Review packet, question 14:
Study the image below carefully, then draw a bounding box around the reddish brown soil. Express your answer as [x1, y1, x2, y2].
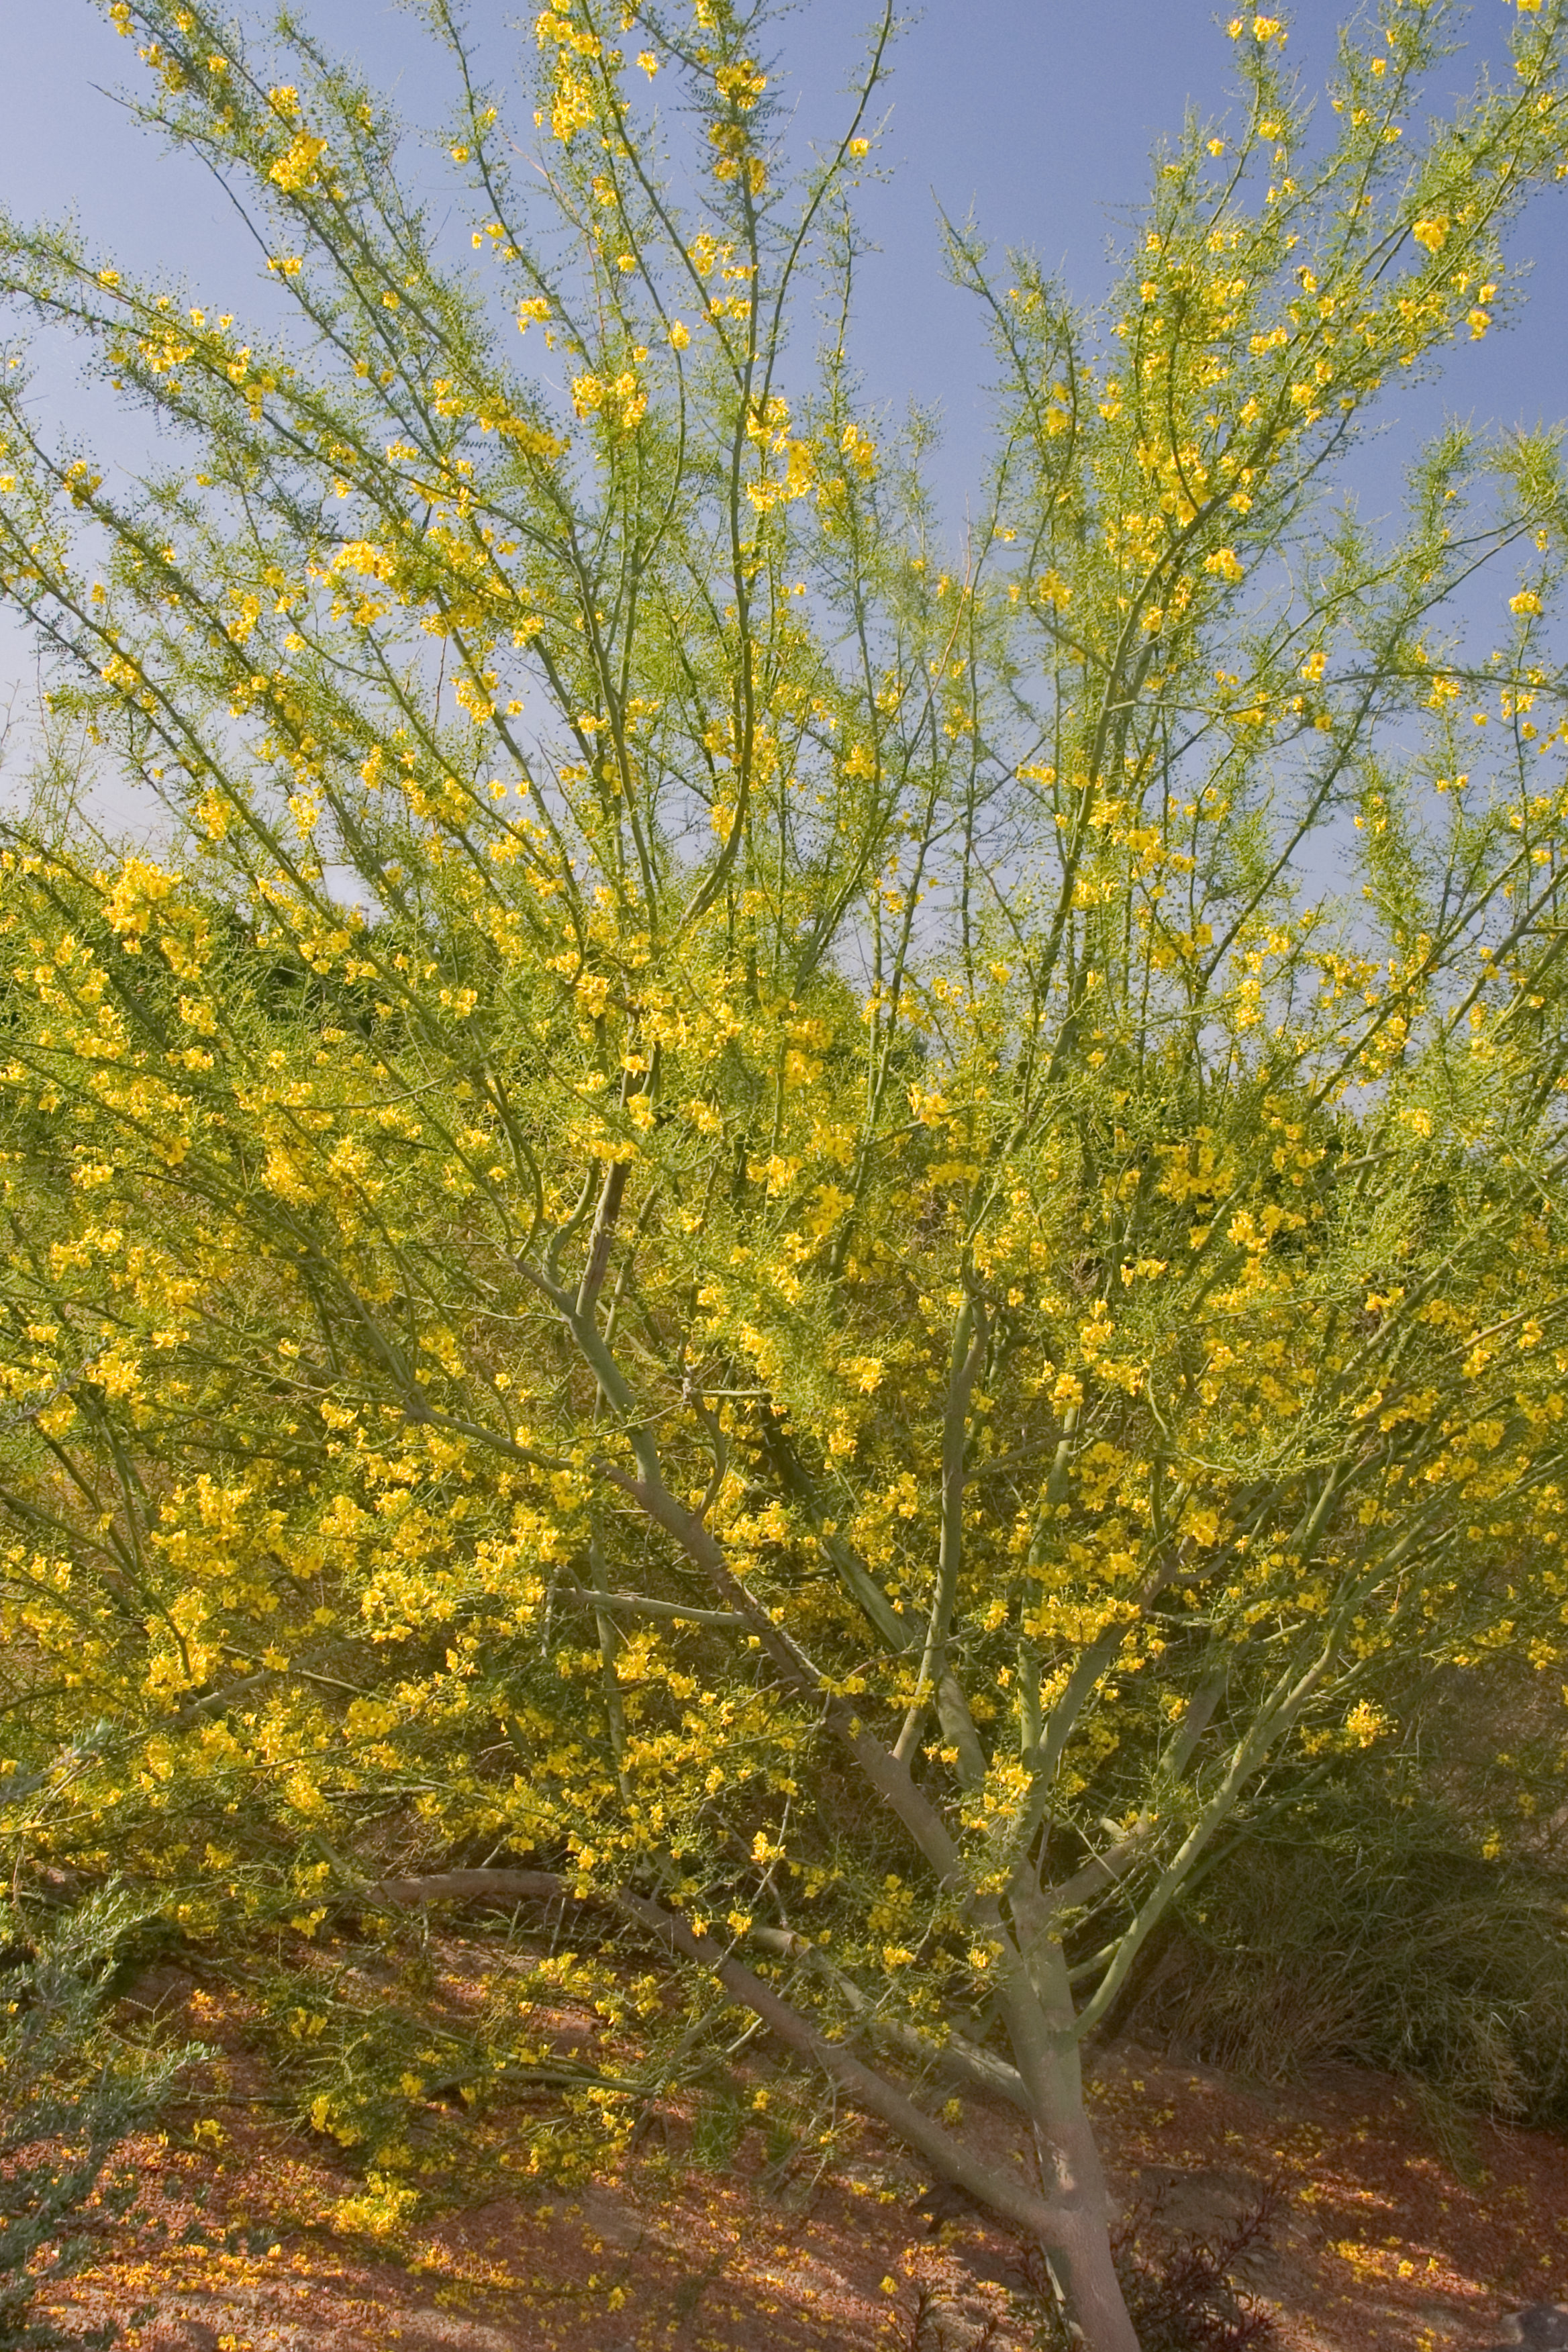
[47, 1947, 1568, 2352]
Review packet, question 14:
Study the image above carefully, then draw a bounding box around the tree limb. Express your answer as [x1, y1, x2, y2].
[750, 1925, 1031, 2114]
[371, 1866, 1062, 2237]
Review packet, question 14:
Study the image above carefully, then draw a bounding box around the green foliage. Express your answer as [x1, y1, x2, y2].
[240, 1918, 658, 2173]
[689, 2086, 747, 2173]
[0, 1889, 198, 2351]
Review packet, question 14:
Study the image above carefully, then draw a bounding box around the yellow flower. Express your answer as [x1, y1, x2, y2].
[1411, 218, 1448, 254]
[1510, 591, 1542, 616]
[103, 854, 183, 946]
[550, 68, 597, 144]
[840, 420, 877, 477]
[269, 132, 328, 193]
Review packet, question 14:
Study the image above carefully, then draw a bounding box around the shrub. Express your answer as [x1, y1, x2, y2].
[0, 1890, 199, 2351]
[1125, 1794, 1568, 2124]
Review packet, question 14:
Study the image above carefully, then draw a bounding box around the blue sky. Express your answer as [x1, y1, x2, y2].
[3, 0, 1566, 708]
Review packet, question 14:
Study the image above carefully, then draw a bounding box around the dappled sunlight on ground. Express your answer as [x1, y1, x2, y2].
[44, 1939, 1568, 2351]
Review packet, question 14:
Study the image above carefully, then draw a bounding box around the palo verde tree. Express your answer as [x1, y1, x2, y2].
[3, 1, 1568, 2343]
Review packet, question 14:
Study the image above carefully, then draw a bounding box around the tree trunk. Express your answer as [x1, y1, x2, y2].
[1012, 2058, 1140, 2346]
[1030, 2122, 1140, 2352]
[994, 1895, 1141, 2352]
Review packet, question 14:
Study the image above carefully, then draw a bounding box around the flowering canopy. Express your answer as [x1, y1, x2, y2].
[3, 1, 1568, 2343]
